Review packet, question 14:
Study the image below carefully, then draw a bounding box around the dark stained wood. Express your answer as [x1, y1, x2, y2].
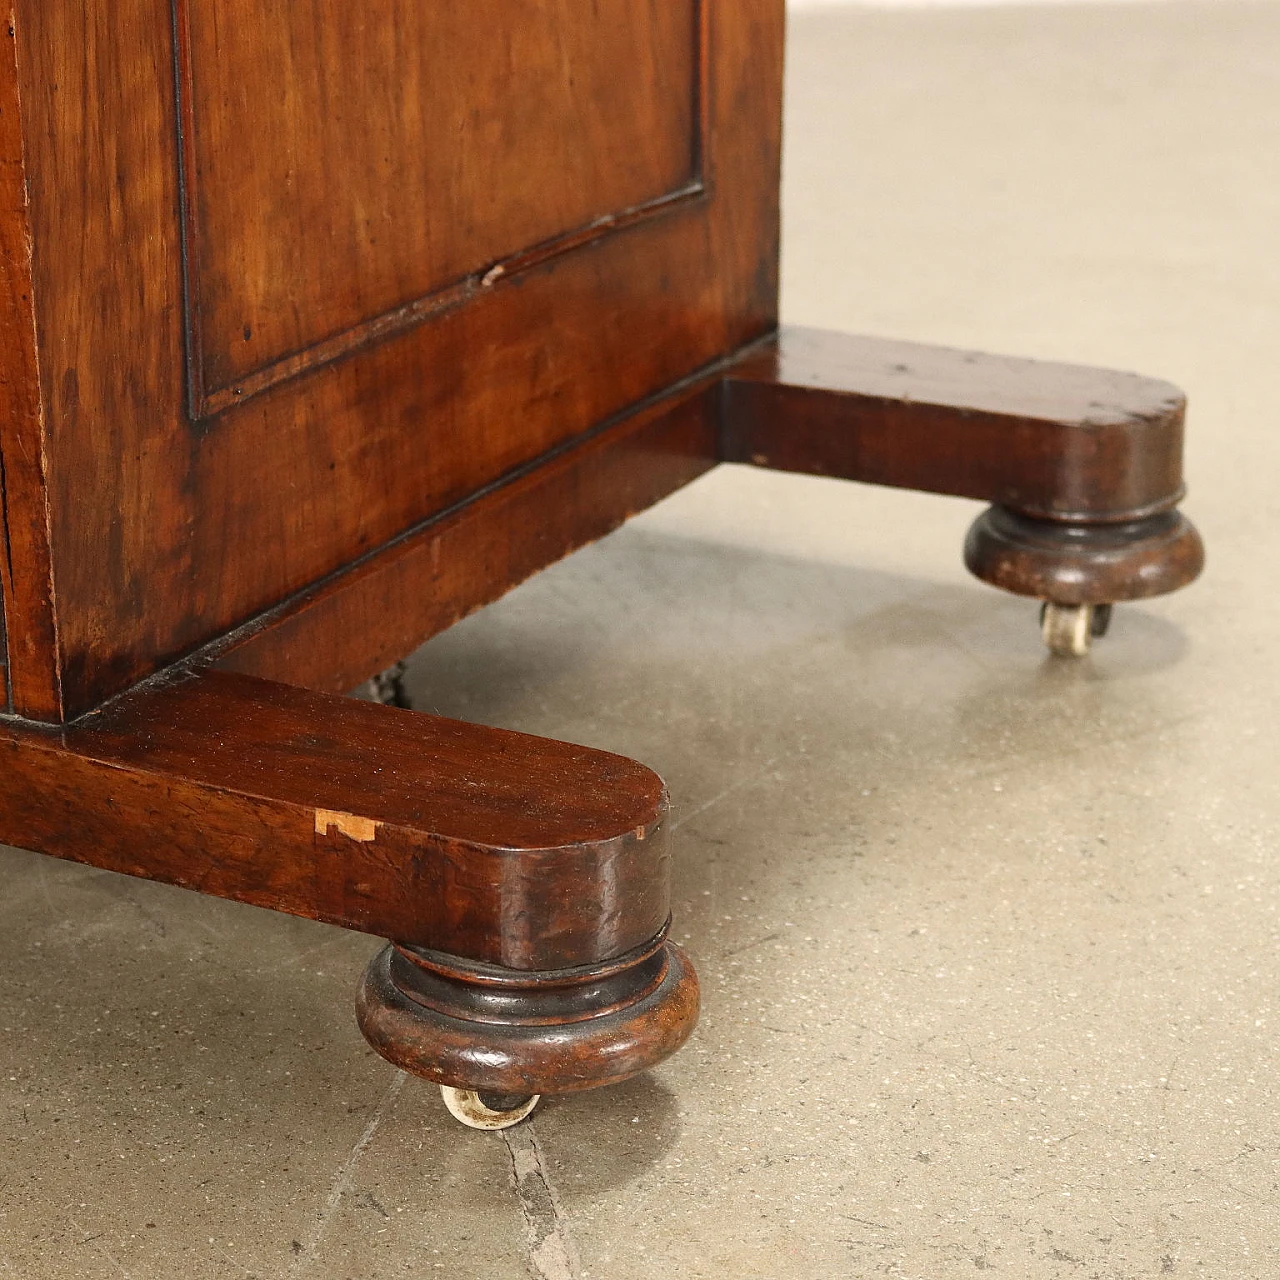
[0, 2, 1208, 1108]
[7, 0, 783, 719]
[358, 933, 700, 1096]
[721, 327, 1190, 521]
[215, 372, 722, 694]
[0, 23, 60, 719]
[206, 323, 1209, 696]
[177, 0, 702, 405]
[963, 506, 1205, 605]
[0, 668, 671, 969]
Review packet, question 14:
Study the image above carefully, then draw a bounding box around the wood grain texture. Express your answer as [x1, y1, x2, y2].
[213, 319, 1206, 692]
[176, 0, 703, 407]
[721, 327, 1190, 521]
[0, 668, 672, 968]
[0, 3, 1213, 1108]
[215, 368, 723, 694]
[10, 0, 783, 719]
[963, 506, 1204, 604]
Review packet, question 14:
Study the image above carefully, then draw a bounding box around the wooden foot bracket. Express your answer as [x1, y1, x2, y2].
[0, 669, 697, 1096]
[212, 326, 1203, 694]
[721, 327, 1205, 609]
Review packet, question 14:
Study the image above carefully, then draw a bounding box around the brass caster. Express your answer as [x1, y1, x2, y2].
[365, 660, 411, 708]
[1040, 601, 1112, 657]
[440, 1086, 541, 1131]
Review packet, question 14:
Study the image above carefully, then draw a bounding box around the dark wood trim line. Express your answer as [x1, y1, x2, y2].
[0, 16, 63, 721]
[211, 346, 740, 692]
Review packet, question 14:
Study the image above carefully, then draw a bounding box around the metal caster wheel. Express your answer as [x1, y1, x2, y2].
[1040, 602, 1112, 657]
[440, 1086, 541, 1131]
[364, 660, 411, 709]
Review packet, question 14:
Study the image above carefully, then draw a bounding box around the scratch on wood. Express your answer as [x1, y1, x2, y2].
[315, 809, 379, 842]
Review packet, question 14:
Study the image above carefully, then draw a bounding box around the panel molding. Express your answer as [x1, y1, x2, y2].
[170, 0, 709, 421]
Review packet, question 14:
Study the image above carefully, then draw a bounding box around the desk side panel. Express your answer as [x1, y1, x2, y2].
[15, 0, 784, 717]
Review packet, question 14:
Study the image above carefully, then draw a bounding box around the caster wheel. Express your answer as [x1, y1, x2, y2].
[1039, 602, 1111, 657]
[365, 661, 410, 709]
[440, 1085, 540, 1131]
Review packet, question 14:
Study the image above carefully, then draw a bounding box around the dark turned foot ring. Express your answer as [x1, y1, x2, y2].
[355, 925, 700, 1096]
[964, 505, 1204, 605]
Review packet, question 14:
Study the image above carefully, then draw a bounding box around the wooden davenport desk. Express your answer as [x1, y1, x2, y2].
[0, 4, 1202, 1129]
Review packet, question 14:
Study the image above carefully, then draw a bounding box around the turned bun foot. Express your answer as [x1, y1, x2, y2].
[356, 925, 699, 1124]
[965, 505, 1204, 653]
[964, 505, 1204, 605]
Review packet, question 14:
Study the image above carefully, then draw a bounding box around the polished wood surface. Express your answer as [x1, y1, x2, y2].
[7, 0, 782, 719]
[722, 326, 1189, 521]
[358, 930, 700, 1096]
[212, 327, 1203, 694]
[216, 373, 722, 694]
[0, 23, 56, 718]
[0, 668, 670, 969]
[179, 0, 701, 404]
[964, 506, 1204, 605]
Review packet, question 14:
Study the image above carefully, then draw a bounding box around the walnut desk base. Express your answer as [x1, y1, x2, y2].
[0, 5, 1201, 1130]
[0, 329, 1202, 1128]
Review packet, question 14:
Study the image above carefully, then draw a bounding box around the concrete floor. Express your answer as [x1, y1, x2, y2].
[4, 2, 1279, 1276]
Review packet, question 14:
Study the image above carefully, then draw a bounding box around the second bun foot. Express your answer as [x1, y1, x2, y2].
[965, 505, 1203, 652]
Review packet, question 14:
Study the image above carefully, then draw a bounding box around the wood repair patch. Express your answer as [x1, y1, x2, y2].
[315, 809, 380, 842]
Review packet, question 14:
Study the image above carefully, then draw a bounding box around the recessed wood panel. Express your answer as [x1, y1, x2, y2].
[175, 0, 702, 412]
[14, 0, 782, 718]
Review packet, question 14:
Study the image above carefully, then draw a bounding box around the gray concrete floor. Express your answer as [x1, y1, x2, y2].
[4, 3, 1279, 1277]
